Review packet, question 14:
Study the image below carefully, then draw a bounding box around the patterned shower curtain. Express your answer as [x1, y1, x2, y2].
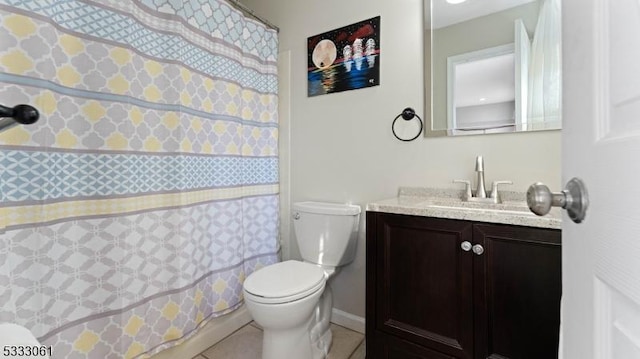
[0, 0, 279, 358]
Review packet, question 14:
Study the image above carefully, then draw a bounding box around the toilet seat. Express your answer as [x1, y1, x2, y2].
[244, 260, 326, 304]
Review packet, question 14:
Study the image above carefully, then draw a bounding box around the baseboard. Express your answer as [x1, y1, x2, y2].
[151, 304, 252, 359]
[331, 308, 365, 334]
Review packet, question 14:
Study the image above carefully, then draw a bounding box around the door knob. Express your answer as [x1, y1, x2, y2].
[526, 177, 589, 224]
[472, 244, 484, 255]
[461, 241, 472, 252]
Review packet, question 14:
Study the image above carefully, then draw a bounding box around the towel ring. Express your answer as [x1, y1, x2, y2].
[392, 107, 423, 141]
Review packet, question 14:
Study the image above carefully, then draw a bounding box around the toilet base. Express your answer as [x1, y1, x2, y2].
[309, 286, 333, 358]
[262, 318, 315, 359]
[261, 313, 333, 359]
[248, 285, 335, 359]
[244, 263, 343, 359]
[311, 327, 332, 359]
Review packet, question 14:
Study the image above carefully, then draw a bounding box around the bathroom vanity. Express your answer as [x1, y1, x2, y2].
[365, 189, 561, 359]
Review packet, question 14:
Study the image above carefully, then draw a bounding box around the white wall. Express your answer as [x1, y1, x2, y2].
[240, 0, 561, 318]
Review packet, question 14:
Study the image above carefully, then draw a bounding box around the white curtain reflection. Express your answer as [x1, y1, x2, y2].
[527, 0, 562, 128]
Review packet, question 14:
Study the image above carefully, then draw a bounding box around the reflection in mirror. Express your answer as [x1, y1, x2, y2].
[448, 44, 517, 135]
[425, 0, 562, 136]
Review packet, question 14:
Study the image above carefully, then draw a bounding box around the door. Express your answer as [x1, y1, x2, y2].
[562, 0, 640, 358]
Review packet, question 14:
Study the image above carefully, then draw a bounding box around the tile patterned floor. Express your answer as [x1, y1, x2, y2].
[194, 322, 365, 359]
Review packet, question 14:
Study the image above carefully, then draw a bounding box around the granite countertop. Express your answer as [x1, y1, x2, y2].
[366, 187, 562, 230]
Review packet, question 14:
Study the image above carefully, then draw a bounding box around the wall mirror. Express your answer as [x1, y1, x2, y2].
[424, 0, 562, 137]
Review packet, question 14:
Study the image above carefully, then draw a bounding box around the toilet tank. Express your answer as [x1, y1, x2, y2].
[292, 201, 361, 267]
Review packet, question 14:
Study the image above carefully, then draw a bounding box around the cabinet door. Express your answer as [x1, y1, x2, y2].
[375, 213, 474, 359]
[372, 331, 458, 359]
[473, 224, 561, 359]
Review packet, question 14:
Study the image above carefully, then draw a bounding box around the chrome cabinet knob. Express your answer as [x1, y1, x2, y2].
[461, 241, 472, 252]
[472, 244, 484, 256]
[293, 212, 300, 220]
[526, 177, 589, 223]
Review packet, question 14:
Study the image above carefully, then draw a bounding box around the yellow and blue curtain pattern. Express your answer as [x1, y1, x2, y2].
[0, 0, 279, 357]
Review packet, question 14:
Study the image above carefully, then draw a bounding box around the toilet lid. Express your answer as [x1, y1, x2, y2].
[243, 260, 325, 299]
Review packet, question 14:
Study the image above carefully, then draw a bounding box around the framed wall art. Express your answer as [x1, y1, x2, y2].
[307, 16, 380, 97]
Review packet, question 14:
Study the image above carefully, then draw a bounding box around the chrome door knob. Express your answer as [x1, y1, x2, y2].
[472, 244, 484, 256]
[461, 241, 472, 252]
[527, 177, 589, 224]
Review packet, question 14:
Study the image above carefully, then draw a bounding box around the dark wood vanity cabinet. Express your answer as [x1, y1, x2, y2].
[366, 212, 561, 359]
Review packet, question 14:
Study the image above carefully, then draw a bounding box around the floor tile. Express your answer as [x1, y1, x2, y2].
[249, 321, 262, 330]
[348, 340, 365, 359]
[192, 356, 207, 359]
[199, 323, 363, 359]
[327, 324, 364, 359]
[202, 325, 262, 359]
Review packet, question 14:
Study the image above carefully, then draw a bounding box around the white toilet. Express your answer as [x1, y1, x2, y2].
[243, 201, 361, 359]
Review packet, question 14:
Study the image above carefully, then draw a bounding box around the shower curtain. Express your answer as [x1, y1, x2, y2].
[527, 0, 561, 128]
[0, 0, 279, 358]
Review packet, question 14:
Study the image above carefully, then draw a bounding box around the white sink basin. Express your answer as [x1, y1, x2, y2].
[419, 199, 526, 209]
[428, 204, 536, 216]
[416, 199, 560, 218]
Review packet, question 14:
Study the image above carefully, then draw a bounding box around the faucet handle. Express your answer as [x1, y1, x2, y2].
[490, 181, 513, 200]
[453, 180, 472, 199]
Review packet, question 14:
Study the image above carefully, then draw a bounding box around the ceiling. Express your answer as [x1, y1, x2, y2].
[454, 53, 515, 107]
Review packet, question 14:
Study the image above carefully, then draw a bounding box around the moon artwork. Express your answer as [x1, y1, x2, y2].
[307, 16, 380, 97]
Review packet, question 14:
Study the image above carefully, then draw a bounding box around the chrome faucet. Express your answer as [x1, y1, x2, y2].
[475, 156, 487, 198]
[453, 156, 513, 203]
